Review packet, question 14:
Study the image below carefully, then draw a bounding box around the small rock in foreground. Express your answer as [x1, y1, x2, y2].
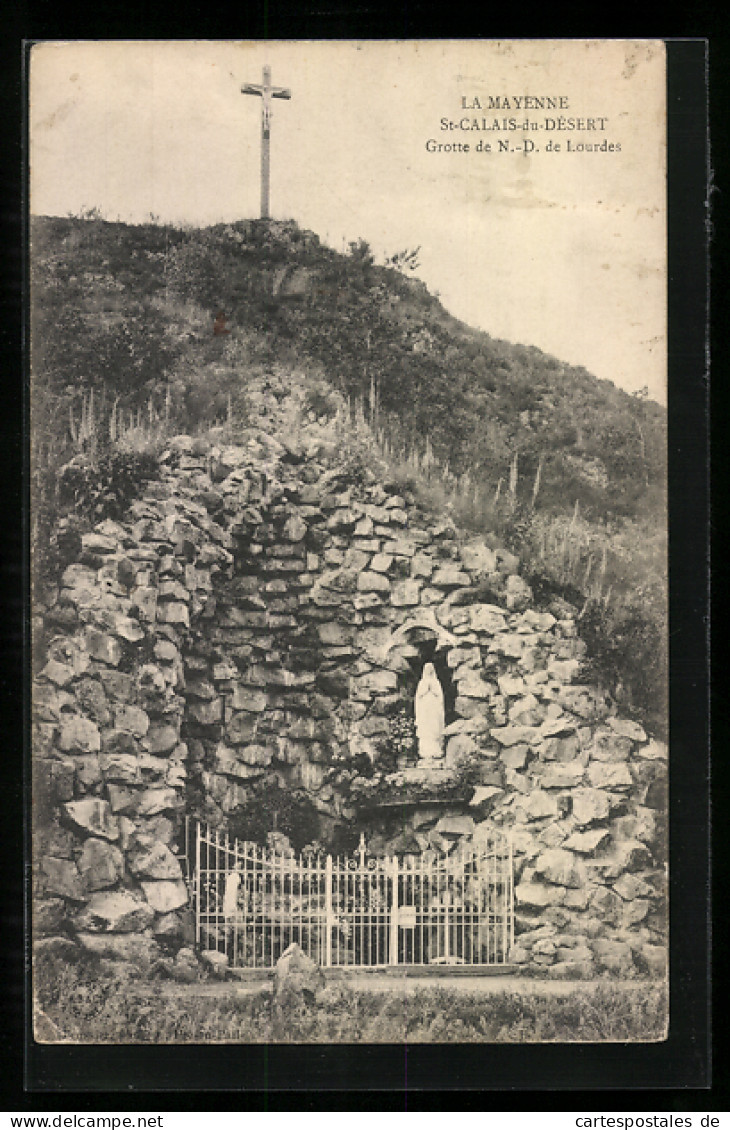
[272, 942, 325, 1008]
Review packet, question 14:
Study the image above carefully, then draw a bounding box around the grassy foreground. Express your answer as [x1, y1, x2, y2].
[35, 954, 667, 1044]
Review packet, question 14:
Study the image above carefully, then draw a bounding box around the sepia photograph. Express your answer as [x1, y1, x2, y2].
[29, 39, 670, 1047]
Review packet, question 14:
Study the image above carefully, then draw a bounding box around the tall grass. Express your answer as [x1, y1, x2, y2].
[332, 385, 624, 609]
[32, 389, 169, 593]
[323, 383, 667, 732]
[65, 387, 177, 460]
[34, 953, 667, 1044]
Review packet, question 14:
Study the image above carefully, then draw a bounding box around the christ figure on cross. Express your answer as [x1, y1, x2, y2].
[241, 65, 292, 220]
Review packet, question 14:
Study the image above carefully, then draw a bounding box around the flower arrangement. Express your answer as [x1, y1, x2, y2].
[372, 709, 417, 772]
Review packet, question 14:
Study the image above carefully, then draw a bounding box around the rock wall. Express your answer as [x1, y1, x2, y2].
[32, 432, 668, 977]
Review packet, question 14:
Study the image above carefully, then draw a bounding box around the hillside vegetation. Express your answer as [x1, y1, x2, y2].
[30, 213, 667, 734]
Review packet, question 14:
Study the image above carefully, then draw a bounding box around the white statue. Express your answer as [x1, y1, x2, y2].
[415, 662, 445, 760]
[223, 870, 240, 919]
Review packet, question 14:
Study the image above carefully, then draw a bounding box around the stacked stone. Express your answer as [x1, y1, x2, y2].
[179, 466, 503, 823]
[33, 436, 238, 963]
[494, 724, 667, 978]
[185, 462, 353, 824]
[33, 432, 667, 975]
[473, 618, 667, 977]
[332, 548, 668, 977]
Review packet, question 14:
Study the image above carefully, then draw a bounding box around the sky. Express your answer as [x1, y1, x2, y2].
[30, 40, 667, 402]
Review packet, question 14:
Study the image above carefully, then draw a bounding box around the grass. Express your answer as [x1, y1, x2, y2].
[34, 954, 668, 1044]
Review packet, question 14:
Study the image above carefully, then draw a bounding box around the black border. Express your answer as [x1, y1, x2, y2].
[2, 28, 715, 1107]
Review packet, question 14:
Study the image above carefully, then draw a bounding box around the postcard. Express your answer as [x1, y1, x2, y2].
[29, 40, 672, 1051]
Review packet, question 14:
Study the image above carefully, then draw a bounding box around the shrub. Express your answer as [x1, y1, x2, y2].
[301, 378, 340, 421]
[579, 599, 668, 737]
[56, 448, 159, 521]
[32, 407, 162, 590]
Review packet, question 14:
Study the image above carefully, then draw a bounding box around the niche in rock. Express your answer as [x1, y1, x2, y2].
[398, 633, 456, 715]
[224, 784, 323, 853]
[394, 631, 457, 766]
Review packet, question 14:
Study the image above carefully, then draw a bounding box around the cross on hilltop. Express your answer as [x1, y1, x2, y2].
[241, 65, 292, 220]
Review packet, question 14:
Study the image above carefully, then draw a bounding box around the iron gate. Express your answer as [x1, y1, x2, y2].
[191, 821, 513, 969]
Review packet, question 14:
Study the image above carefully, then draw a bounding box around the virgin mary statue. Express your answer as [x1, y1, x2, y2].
[415, 662, 445, 760]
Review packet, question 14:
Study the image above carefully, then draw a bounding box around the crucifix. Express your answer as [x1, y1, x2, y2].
[241, 65, 292, 220]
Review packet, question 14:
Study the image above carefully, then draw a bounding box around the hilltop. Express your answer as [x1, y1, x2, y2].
[31, 213, 665, 521]
[30, 213, 667, 732]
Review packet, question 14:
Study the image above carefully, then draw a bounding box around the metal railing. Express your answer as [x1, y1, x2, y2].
[190, 821, 514, 969]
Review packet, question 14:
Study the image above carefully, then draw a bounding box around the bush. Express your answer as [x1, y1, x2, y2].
[32, 445, 159, 593]
[580, 599, 668, 738]
[57, 448, 159, 521]
[301, 378, 340, 421]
